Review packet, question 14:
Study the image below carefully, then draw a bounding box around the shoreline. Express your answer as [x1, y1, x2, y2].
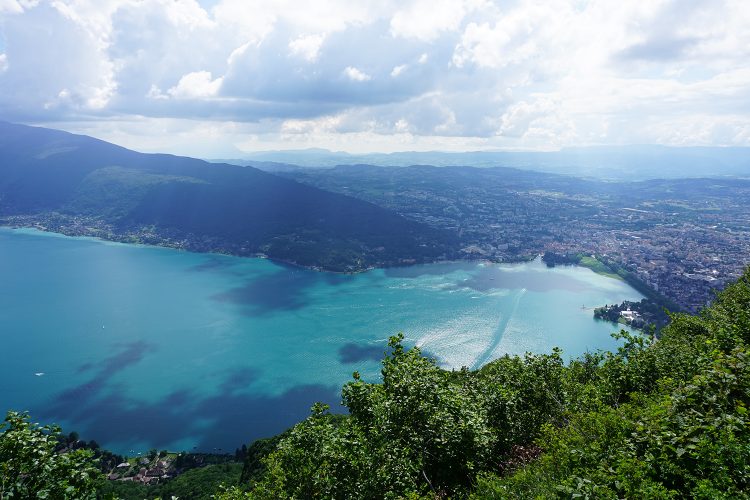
[2, 221, 667, 315]
[0, 222, 374, 275]
[0, 222, 534, 276]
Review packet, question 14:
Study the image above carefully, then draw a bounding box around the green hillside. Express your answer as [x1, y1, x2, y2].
[0, 122, 455, 272]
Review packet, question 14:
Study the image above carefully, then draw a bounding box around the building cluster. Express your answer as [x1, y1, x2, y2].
[109, 458, 172, 485]
[345, 173, 750, 312]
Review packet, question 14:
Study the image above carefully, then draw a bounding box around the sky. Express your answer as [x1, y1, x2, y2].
[0, 0, 749, 157]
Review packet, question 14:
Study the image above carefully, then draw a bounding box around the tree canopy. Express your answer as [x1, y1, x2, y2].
[0, 411, 101, 499]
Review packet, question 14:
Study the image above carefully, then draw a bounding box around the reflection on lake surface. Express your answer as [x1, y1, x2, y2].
[0, 227, 642, 454]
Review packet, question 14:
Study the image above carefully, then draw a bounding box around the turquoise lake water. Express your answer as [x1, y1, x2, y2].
[0, 227, 643, 454]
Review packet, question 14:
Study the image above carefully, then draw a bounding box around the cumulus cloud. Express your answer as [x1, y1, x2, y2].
[168, 71, 223, 99]
[0, 0, 748, 155]
[343, 66, 371, 82]
[390, 64, 407, 77]
[146, 84, 168, 100]
[0, 2, 116, 117]
[0, 0, 31, 15]
[390, 0, 480, 41]
[289, 33, 325, 61]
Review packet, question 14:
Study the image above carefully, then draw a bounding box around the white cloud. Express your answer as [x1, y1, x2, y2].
[498, 99, 558, 137]
[0, 0, 22, 14]
[167, 71, 223, 98]
[0, 0, 37, 15]
[390, 64, 407, 77]
[0, 2, 117, 113]
[1, 0, 749, 155]
[226, 41, 252, 66]
[281, 115, 342, 134]
[146, 83, 168, 100]
[395, 118, 409, 132]
[288, 33, 325, 61]
[343, 66, 371, 82]
[390, 0, 484, 41]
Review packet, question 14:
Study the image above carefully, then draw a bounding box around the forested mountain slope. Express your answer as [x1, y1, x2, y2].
[0, 122, 454, 271]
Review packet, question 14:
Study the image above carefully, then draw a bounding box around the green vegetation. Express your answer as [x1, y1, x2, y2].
[0, 122, 455, 273]
[98, 462, 243, 500]
[67, 166, 206, 219]
[0, 410, 245, 499]
[594, 298, 671, 331]
[229, 267, 750, 498]
[542, 252, 622, 280]
[577, 255, 622, 280]
[0, 411, 101, 499]
[239, 433, 290, 484]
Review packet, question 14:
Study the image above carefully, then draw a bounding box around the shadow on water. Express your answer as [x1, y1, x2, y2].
[41, 344, 341, 453]
[188, 256, 241, 274]
[75, 340, 154, 376]
[338, 342, 442, 366]
[461, 267, 590, 293]
[384, 261, 478, 279]
[338, 343, 391, 364]
[211, 265, 354, 317]
[46, 341, 157, 421]
[219, 367, 258, 393]
[211, 269, 319, 316]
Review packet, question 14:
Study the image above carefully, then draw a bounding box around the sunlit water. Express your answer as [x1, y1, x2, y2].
[0, 227, 642, 454]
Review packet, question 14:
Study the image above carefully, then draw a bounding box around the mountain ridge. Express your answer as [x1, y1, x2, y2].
[0, 122, 455, 272]
[215, 144, 750, 180]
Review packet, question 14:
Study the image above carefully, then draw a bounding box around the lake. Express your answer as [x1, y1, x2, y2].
[0, 227, 642, 454]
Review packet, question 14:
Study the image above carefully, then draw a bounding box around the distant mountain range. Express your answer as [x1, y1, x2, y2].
[0, 122, 454, 271]
[215, 145, 750, 180]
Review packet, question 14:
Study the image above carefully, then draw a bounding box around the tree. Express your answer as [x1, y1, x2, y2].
[0, 411, 101, 499]
[248, 335, 496, 498]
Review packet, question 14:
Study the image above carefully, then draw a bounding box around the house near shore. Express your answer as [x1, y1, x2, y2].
[620, 309, 640, 321]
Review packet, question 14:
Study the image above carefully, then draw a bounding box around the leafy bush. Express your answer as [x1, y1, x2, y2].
[0, 411, 101, 499]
